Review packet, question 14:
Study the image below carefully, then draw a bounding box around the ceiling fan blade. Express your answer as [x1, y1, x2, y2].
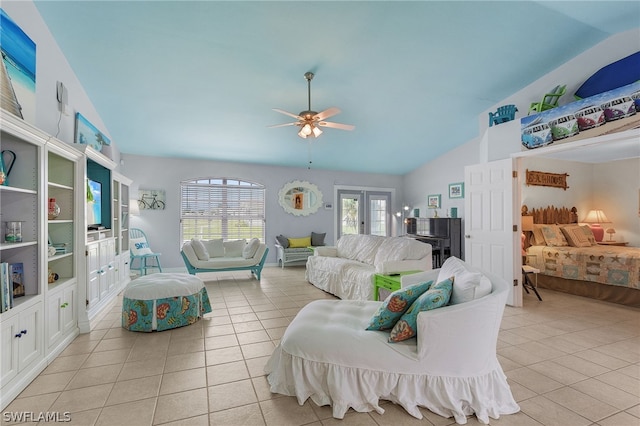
[268, 122, 298, 128]
[273, 108, 302, 120]
[314, 107, 341, 121]
[318, 121, 355, 131]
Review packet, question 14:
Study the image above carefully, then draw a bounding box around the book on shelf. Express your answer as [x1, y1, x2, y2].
[10, 262, 25, 298]
[0, 262, 12, 312]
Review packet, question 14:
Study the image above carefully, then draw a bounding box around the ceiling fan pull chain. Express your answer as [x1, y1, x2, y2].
[308, 140, 313, 169]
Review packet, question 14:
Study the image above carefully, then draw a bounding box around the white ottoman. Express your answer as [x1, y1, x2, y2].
[122, 273, 212, 332]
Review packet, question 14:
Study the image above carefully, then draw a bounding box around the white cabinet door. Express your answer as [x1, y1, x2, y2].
[0, 315, 19, 386]
[62, 285, 77, 334]
[47, 292, 63, 348]
[18, 303, 42, 371]
[105, 239, 116, 292]
[87, 243, 100, 308]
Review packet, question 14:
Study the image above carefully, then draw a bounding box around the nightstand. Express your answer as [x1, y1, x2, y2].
[597, 241, 628, 246]
[373, 271, 421, 301]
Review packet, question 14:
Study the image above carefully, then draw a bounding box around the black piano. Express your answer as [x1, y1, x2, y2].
[406, 217, 462, 267]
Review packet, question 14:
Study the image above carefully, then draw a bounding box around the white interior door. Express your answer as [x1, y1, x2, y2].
[464, 158, 521, 306]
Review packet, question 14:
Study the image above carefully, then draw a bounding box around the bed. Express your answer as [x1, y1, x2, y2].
[522, 205, 640, 307]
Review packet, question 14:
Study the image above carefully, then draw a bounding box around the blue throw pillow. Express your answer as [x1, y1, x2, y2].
[366, 280, 432, 331]
[388, 277, 453, 343]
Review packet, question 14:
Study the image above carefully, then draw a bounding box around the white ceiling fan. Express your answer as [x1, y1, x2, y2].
[269, 71, 355, 138]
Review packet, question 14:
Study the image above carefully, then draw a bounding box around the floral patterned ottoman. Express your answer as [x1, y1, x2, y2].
[122, 273, 212, 332]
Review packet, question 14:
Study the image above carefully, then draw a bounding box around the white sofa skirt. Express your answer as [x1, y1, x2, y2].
[264, 300, 519, 424]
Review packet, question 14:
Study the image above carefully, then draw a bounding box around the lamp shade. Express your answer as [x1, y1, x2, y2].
[582, 209, 610, 242]
[582, 209, 610, 224]
[129, 199, 140, 216]
[521, 215, 534, 232]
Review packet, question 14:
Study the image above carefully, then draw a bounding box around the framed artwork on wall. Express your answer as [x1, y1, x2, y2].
[75, 112, 111, 152]
[138, 189, 166, 210]
[427, 194, 441, 209]
[448, 182, 464, 199]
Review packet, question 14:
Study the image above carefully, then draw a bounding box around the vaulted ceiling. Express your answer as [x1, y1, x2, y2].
[34, 1, 639, 174]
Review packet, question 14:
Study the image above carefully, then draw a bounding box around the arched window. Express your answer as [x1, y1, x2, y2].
[180, 177, 265, 243]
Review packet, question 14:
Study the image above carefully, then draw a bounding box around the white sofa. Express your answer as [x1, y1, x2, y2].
[181, 238, 269, 280]
[305, 234, 432, 300]
[265, 259, 520, 424]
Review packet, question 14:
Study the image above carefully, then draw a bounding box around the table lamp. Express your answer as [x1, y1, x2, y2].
[582, 209, 610, 242]
[605, 228, 616, 241]
[521, 215, 534, 256]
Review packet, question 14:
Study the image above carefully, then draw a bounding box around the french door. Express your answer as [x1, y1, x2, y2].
[337, 189, 392, 237]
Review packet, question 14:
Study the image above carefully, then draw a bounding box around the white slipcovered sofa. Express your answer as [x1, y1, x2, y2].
[265, 258, 520, 424]
[305, 234, 432, 300]
[181, 238, 269, 280]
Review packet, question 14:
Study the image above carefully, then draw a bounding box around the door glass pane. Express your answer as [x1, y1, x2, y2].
[369, 198, 387, 236]
[341, 197, 360, 236]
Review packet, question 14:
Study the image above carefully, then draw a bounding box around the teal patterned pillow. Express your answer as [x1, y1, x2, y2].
[366, 280, 433, 331]
[388, 278, 453, 342]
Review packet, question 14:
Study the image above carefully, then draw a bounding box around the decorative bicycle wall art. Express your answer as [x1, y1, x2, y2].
[138, 189, 166, 210]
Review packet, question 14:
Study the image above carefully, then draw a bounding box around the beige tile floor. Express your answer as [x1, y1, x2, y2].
[3, 266, 639, 425]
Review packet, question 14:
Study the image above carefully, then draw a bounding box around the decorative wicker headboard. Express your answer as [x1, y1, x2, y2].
[521, 205, 578, 225]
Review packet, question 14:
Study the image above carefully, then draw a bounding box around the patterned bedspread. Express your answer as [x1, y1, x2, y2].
[526, 245, 640, 289]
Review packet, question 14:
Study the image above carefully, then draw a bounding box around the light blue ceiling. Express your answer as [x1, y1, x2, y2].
[34, 1, 639, 174]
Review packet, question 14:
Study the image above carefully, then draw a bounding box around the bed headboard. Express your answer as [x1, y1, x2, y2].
[521, 205, 578, 224]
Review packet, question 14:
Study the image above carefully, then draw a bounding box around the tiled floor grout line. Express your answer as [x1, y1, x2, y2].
[4, 267, 639, 425]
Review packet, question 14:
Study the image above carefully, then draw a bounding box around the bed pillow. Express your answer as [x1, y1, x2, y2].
[365, 280, 433, 331]
[276, 234, 290, 248]
[580, 225, 597, 245]
[388, 277, 453, 342]
[243, 238, 261, 259]
[130, 237, 153, 256]
[191, 239, 210, 260]
[540, 224, 569, 247]
[531, 224, 547, 246]
[288, 236, 311, 248]
[560, 225, 592, 247]
[224, 239, 247, 257]
[311, 232, 326, 246]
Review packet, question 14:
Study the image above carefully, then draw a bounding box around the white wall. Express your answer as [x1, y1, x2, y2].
[403, 136, 480, 222]
[477, 28, 640, 140]
[593, 158, 640, 247]
[2, 1, 123, 166]
[520, 157, 594, 215]
[404, 28, 640, 234]
[121, 154, 403, 269]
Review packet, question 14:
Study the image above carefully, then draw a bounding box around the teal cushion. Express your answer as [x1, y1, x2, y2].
[388, 277, 453, 342]
[366, 280, 432, 331]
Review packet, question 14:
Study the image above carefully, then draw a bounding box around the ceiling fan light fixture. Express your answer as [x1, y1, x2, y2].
[270, 71, 354, 140]
[301, 123, 312, 136]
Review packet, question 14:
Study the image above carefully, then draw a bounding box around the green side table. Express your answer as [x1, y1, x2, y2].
[374, 271, 422, 301]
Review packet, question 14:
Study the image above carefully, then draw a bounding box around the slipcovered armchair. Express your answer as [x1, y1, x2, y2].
[265, 259, 519, 424]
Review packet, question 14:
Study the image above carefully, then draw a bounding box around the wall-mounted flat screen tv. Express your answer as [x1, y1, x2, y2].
[87, 178, 102, 228]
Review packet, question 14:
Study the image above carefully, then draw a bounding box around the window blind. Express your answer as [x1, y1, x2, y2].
[180, 178, 265, 243]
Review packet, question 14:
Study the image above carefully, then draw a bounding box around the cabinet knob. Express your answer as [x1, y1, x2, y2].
[21, 329, 27, 334]
[15, 333, 22, 338]
[465, 235, 471, 238]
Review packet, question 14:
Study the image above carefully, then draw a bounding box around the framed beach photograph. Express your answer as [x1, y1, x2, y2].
[75, 112, 111, 152]
[448, 182, 464, 199]
[427, 194, 441, 209]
